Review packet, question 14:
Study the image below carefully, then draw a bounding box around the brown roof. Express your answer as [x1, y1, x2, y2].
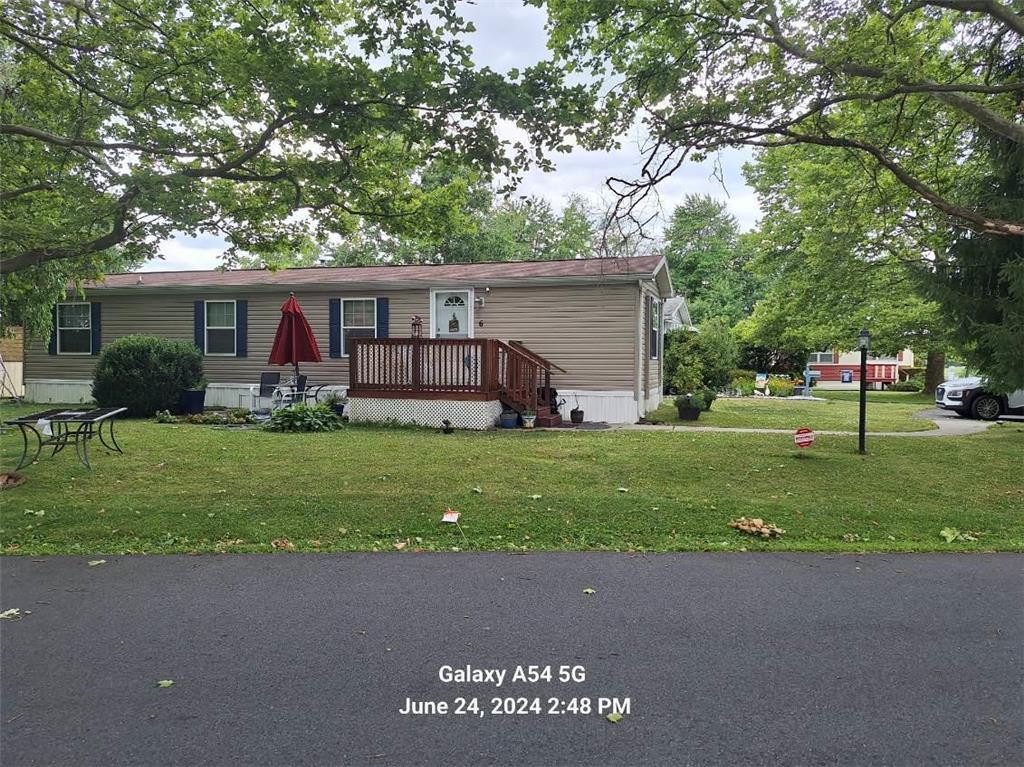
[87, 256, 666, 290]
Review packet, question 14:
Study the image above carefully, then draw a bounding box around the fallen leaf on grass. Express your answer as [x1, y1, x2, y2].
[87, 559, 106, 567]
[940, 527, 978, 543]
[393, 540, 408, 551]
[155, 680, 175, 688]
[606, 712, 623, 723]
[728, 517, 784, 539]
[582, 588, 596, 595]
[271, 538, 295, 550]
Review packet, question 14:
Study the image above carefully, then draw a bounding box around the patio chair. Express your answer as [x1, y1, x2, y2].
[248, 372, 281, 412]
[279, 375, 308, 406]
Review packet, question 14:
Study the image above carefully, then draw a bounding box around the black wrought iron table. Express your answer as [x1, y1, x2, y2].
[4, 407, 127, 470]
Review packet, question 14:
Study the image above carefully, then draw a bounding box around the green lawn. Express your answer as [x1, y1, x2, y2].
[2, 401, 1021, 555]
[649, 394, 936, 432]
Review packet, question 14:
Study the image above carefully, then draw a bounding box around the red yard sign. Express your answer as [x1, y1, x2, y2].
[794, 427, 815, 448]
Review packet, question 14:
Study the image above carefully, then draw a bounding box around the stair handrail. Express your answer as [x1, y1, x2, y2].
[507, 340, 566, 373]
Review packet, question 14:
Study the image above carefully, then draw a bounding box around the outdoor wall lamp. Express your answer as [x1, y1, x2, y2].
[858, 328, 871, 350]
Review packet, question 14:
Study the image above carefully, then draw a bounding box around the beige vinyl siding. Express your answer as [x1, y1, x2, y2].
[25, 290, 429, 385]
[473, 282, 638, 390]
[26, 280, 645, 392]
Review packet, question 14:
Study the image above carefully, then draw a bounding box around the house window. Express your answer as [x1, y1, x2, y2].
[808, 350, 834, 364]
[205, 300, 236, 355]
[649, 297, 661, 359]
[57, 303, 91, 354]
[342, 298, 376, 355]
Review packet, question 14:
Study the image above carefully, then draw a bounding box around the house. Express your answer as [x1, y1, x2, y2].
[27, 256, 673, 426]
[807, 348, 915, 390]
[662, 296, 695, 332]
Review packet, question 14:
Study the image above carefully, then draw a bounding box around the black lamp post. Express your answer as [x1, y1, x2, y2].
[858, 328, 870, 454]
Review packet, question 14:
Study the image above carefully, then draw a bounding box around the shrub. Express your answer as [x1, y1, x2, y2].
[264, 403, 342, 432]
[700, 387, 718, 411]
[891, 378, 924, 392]
[663, 318, 739, 394]
[183, 409, 256, 425]
[92, 335, 203, 417]
[674, 392, 706, 411]
[768, 377, 796, 397]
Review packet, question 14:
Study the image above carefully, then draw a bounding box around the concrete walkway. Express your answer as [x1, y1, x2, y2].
[607, 409, 1002, 437]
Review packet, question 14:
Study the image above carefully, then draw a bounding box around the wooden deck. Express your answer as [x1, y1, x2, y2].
[348, 338, 560, 414]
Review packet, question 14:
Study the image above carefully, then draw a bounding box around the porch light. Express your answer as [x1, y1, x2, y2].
[858, 328, 870, 350]
[411, 315, 423, 338]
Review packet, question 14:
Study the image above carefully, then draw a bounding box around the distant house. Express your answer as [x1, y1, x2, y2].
[26, 256, 673, 426]
[662, 296, 695, 331]
[807, 348, 915, 389]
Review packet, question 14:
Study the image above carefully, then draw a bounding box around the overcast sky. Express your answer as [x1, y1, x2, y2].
[145, 0, 759, 272]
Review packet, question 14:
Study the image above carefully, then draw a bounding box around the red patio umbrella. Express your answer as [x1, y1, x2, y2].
[269, 292, 322, 379]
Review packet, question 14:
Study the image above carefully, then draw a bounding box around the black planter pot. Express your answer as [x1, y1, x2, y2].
[178, 388, 206, 415]
[330, 403, 346, 417]
[570, 408, 584, 424]
[675, 405, 701, 421]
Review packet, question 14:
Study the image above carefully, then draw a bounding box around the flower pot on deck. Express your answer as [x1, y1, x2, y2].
[570, 408, 584, 424]
[521, 414, 537, 429]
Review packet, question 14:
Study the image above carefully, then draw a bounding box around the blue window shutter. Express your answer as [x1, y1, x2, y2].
[235, 300, 248, 357]
[90, 302, 101, 355]
[48, 305, 58, 355]
[376, 297, 389, 338]
[193, 301, 205, 353]
[328, 299, 341, 358]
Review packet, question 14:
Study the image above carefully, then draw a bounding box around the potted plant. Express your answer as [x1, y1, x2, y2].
[569, 397, 584, 424]
[322, 391, 348, 417]
[521, 410, 537, 429]
[499, 409, 519, 429]
[674, 392, 705, 421]
[179, 378, 207, 415]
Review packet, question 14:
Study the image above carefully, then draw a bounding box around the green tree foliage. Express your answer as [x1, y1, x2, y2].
[664, 318, 739, 394]
[1, 0, 598, 330]
[93, 335, 202, 417]
[322, 191, 622, 265]
[738, 141, 955, 389]
[920, 138, 1024, 392]
[662, 195, 760, 324]
[543, 0, 1023, 238]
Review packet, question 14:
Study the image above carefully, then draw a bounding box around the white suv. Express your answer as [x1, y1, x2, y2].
[935, 376, 1024, 420]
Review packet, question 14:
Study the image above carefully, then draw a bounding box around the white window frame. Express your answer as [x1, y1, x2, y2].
[649, 296, 661, 360]
[56, 302, 92, 355]
[429, 287, 474, 339]
[204, 299, 237, 357]
[808, 350, 835, 364]
[341, 297, 377, 357]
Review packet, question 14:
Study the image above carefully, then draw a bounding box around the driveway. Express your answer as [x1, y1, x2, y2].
[1, 553, 1021, 766]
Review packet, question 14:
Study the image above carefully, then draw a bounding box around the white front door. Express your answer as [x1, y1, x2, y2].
[433, 290, 471, 338]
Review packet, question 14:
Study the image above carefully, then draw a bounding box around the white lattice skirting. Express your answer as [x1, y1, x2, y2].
[347, 397, 504, 430]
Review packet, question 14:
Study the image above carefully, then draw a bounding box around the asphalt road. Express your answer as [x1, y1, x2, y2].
[1, 553, 1021, 766]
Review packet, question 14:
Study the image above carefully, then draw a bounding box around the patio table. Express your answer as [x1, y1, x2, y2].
[4, 407, 127, 471]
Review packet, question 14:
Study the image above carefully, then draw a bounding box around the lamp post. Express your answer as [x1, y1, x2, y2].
[858, 328, 870, 455]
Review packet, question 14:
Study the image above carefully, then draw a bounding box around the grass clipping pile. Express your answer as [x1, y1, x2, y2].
[729, 517, 785, 539]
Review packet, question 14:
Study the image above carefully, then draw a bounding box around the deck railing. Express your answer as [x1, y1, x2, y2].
[349, 337, 556, 412]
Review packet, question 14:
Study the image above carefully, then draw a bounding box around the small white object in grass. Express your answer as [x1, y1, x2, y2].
[527, 494, 542, 500]
[472, 486, 483, 494]
[442, 509, 460, 524]
[87, 559, 106, 567]
[617, 487, 629, 493]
